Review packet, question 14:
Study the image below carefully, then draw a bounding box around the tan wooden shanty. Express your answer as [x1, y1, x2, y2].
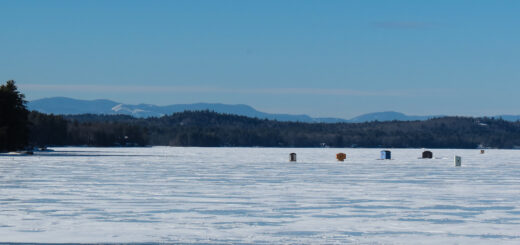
[336, 153, 346, 161]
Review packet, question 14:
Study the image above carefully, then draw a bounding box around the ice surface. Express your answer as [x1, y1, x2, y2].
[1, 147, 520, 244]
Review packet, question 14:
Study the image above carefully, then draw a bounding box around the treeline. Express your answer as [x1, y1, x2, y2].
[29, 112, 148, 147]
[4, 80, 520, 151]
[27, 110, 520, 149]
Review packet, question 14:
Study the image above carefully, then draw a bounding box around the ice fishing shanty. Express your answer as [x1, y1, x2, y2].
[289, 153, 297, 162]
[455, 156, 462, 166]
[336, 153, 346, 161]
[422, 151, 433, 159]
[380, 150, 391, 160]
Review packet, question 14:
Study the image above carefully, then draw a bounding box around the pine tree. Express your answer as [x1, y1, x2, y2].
[0, 80, 30, 152]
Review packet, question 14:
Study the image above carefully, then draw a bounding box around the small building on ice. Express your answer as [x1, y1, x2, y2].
[422, 151, 433, 159]
[336, 153, 346, 161]
[289, 153, 297, 162]
[380, 150, 391, 160]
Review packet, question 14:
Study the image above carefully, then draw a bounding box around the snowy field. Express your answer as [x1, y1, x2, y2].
[1, 147, 520, 244]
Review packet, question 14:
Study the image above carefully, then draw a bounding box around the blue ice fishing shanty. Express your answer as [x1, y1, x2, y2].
[380, 150, 391, 160]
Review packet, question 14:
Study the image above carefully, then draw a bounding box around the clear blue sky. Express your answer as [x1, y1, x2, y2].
[1, 0, 519, 118]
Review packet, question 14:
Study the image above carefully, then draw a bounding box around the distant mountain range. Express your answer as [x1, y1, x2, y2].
[27, 97, 520, 123]
[28, 97, 342, 122]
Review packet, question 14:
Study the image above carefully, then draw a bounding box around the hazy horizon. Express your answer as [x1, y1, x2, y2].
[28, 95, 520, 119]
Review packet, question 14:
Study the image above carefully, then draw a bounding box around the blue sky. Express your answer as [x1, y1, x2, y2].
[1, 0, 519, 118]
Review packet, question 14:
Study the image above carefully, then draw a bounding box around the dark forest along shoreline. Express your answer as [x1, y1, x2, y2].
[3, 80, 520, 151]
[28, 111, 520, 149]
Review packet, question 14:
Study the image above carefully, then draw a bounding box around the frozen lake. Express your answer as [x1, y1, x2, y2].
[1, 147, 520, 244]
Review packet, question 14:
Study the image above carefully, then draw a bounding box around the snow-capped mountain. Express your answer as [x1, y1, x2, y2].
[28, 97, 347, 122]
[30, 97, 517, 123]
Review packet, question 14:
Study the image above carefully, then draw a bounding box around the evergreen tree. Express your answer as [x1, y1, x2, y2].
[0, 80, 29, 152]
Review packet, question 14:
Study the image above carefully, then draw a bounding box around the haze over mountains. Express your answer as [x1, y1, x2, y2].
[29, 97, 336, 122]
[28, 97, 520, 123]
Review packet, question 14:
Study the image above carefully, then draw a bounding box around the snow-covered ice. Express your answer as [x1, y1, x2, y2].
[1, 147, 520, 244]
